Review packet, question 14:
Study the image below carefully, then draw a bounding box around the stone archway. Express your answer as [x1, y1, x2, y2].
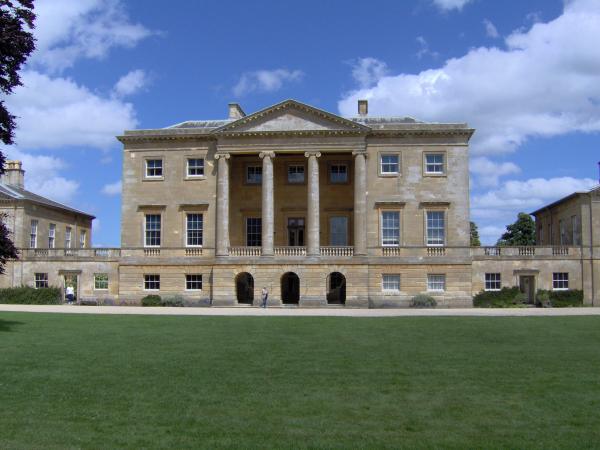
[327, 272, 346, 305]
[281, 272, 300, 305]
[235, 272, 254, 305]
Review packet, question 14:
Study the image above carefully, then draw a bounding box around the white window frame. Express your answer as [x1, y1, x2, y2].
[186, 158, 205, 178]
[379, 154, 399, 175]
[424, 153, 445, 175]
[65, 227, 72, 249]
[48, 223, 56, 249]
[329, 163, 349, 184]
[144, 214, 161, 247]
[94, 273, 109, 290]
[185, 274, 203, 291]
[287, 164, 305, 184]
[79, 230, 87, 249]
[382, 274, 401, 293]
[145, 159, 163, 178]
[552, 272, 569, 290]
[30, 220, 38, 248]
[144, 274, 160, 291]
[186, 213, 203, 247]
[484, 273, 501, 291]
[246, 165, 262, 184]
[35, 273, 49, 289]
[380, 210, 400, 247]
[427, 274, 446, 292]
[426, 210, 446, 246]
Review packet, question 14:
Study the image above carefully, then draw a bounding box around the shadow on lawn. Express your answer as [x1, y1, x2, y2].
[0, 319, 24, 332]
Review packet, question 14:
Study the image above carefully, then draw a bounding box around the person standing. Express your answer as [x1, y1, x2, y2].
[65, 284, 75, 305]
[261, 287, 268, 308]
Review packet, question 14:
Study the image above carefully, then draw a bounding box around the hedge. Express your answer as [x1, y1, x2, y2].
[141, 295, 162, 307]
[410, 294, 437, 308]
[473, 287, 527, 308]
[536, 289, 583, 307]
[0, 286, 62, 304]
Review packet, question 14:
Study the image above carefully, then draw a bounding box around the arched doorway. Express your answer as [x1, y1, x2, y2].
[327, 272, 346, 305]
[235, 272, 254, 305]
[281, 272, 300, 304]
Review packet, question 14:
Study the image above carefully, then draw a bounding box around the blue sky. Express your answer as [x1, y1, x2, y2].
[3, 0, 599, 246]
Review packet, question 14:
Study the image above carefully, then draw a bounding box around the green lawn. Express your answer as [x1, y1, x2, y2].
[1, 313, 600, 449]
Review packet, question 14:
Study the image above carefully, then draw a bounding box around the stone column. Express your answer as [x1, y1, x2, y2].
[260, 151, 275, 256]
[215, 153, 230, 256]
[305, 151, 321, 256]
[353, 151, 367, 255]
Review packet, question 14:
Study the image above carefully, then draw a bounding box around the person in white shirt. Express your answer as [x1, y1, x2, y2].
[65, 285, 75, 305]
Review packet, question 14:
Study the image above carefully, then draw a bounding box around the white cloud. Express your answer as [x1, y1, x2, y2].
[113, 69, 149, 97]
[31, 0, 153, 73]
[4, 148, 79, 203]
[483, 19, 500, 38]
[5, 70, 138, 150]
[102, 181, 122, 196]
[350, 58, 389, 88]
[233, 69, 304, 97]
[470, 157, 520, 187]
[416, 36, 439, 59]
[338, 0, 600, 156]
[431, 0, 473, 12]
[478, 225, 507, 245]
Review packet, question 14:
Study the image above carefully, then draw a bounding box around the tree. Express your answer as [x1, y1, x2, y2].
[496, 212, 536, 246]
[470, 221, 481, 246]
[0, 0, 36, 271]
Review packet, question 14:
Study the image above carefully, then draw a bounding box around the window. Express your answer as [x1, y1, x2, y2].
[382, 274, 401, 292]
[144, 274, 160, 290]
[426, 211, 445, 246]
[425, 153, 445, 174]
[186, 274, 203, 290]
[380, 154, 399, 175]
[30, 220, 38, 248]
[186, 213, 203, 246]
[572, 215, 580, 245]
[246, 165, 262, 184]
[145, 215, 161, 247]
[187, 158, 204, 177]
[65, 227, 72, 248]
[48, 223, 56, 249]
[35, 273, 48, 289]
[427, 274, 446, 291]
[539, 225, 544, 245]
[94, 274, 109, 290]
[381, 211, 400, 246]
[552, 272, 569, 290]
[329, 163, 348, 183]
[485, 273, 501, 291]
[559, 219, 566, 245]
[79, 230, 87, 248]
[329, 216, 347, 246]
[145, 159, 163, 178]
[287, 165, 305, 183]
[246, 218, 262, 246]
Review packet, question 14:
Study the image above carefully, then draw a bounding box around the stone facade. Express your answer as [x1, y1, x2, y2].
[1, 100, 598, 307]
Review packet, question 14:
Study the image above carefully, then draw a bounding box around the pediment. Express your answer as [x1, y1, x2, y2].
[214, 99, 369, 135]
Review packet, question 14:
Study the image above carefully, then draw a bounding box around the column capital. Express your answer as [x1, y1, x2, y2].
[259, 151, 275, 159]
[214, 152, 230, 160]
[352, 150, 368, 158]
[304, 151, 322, 158]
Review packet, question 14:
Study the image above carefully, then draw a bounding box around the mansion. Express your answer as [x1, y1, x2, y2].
[1, 99, 598, 307]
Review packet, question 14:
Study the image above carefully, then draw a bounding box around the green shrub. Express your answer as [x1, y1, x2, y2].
[161, 295, 184, 307]
[0, 286, 62, 304]
[410, 294, 437, 308]
[536, 290, 551, 308]
[536, 289, 583, 307]
[473, 287, 527, 308]
[141, 295, 162, 307]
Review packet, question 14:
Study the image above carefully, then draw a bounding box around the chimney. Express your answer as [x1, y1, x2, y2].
[358, 99, 368, 116]
[1, 160, 25, 189]
[228, 103, 246, 120]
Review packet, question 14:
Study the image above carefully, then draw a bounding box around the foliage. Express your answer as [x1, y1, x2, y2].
[0, 285, 61, 304]
[161, 295, 184, 307]
[496, 212, 536, 246]
[470, 221, 481, 246]
[409, 294, 437, 308]
[0, 213, 17, 273]
[473, 287, 528, 308]
[141, 295, 162, 307]
[536, 289, 583, 307]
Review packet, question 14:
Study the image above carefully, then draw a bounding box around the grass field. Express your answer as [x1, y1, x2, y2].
[1, 313, 600, 449]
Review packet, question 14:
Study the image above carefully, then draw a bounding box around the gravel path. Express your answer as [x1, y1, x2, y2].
[1, 304, 600, 317]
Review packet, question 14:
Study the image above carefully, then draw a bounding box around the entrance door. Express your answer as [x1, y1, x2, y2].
[330, 216, 348, 246]
[288, 218, 305, 246]
[63, 274, 78, 304]
[281, 272, 300, 304]
[327, 272, 346, 305]
[235, 272, 254, 305]
[519, 276, 535, 304]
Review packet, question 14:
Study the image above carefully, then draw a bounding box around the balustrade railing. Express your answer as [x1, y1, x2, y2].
[143, 248, 160, 256]
[427, 247, 446, 256]
[518, 246, 536, 256]
[229, 246, 261, 256]
[275, 246, 306, 256]
[382, 247, 402, 256]
[185, 247, 203, 256]
[552, 246, 569, 256]
[320, 246, 354, 257]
